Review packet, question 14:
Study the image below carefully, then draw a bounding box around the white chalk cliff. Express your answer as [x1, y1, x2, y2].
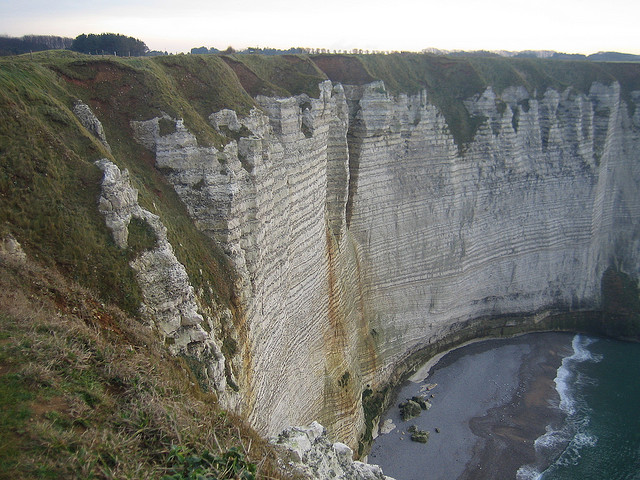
[130, 78, 640, 450]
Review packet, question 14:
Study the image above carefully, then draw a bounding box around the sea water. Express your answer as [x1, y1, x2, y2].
[517, 335, 640, 480]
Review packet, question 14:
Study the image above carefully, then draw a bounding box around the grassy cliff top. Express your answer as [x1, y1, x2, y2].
[0, 52, 242, 316]
[220, 54, 328, 98]
[312, 52, 640, 98]
[312, 53, 640, 145]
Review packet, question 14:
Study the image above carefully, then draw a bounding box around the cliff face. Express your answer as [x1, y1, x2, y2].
[3, 53, 639, 457]
[345, 81, 640, 376]
[131, 81, 369, 441]
[129, 74, 640, 447]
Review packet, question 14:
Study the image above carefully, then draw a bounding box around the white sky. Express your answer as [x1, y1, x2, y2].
[1, 0, 638, 55]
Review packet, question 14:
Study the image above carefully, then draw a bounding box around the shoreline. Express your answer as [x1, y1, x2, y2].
[458, 333, 571, 479]
[369, 332, 573, 480]
[408, 335, 514, 383]
[408, 338, 484, 383]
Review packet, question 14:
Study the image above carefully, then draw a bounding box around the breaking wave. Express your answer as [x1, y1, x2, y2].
[516, 334, 600, 480]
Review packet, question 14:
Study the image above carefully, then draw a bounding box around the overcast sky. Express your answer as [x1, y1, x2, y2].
[1, 0, 638, 55]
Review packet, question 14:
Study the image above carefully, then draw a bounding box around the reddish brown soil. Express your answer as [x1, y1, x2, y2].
[311, 55, 374, 86]
[220, 57, 270, 97]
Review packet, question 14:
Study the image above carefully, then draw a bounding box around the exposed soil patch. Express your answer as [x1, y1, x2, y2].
[312, 55, 374, 86]
[220, 56, 277, 97]
[30, 395, 70, 418]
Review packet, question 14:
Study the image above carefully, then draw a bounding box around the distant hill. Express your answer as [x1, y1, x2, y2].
[498, 50, 640, 62]
[587, 51, 640, 62]
[426, 49, 640, 63]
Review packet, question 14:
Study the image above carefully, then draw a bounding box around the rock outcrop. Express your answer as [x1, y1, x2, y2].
[73, 100, 111, 152]
[272, 422, 393, 480]
[0, 233, 27, 264]
[94, 159, 227, 392]
[129, 75, 640, 451]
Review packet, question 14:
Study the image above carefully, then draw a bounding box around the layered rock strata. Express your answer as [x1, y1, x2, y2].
[346, 81, 640, 383]
[132, 81, 369, 442]
[132, 77, 640, 450]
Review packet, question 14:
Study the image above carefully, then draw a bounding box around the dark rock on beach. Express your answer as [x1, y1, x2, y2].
[399, 399, 422, 420]
[399, 395, 432, 420]
[408, 425, 430, 444]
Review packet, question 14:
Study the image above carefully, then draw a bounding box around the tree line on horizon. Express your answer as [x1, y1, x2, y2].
[0, 35, 73, 56]
[70, 33, 149, 56]
[190, 45, 404, 55]
[1, 34, 639, 63]
[0, 33, 155, 57]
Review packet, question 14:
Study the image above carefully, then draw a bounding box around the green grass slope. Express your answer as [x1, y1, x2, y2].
[0, 50, 348, 319]
[220, 54, 327, 98]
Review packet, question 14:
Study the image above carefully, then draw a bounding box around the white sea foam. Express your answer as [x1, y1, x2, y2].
[556, 335, 600, 415]
[518, 334, 601, 478]
[553, 431, 598, 468]
[573, 432, 598, 448]
[556, 358, 576, 415]
[516, 464, 543, 480]
[534, 424, 571, 451]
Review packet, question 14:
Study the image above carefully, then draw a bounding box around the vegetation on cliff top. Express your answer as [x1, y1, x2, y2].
[0, 56, 144, 314]
[70, 33, 149, 57]
[0, 35, 73, 56]
[220, 54, 327, 98]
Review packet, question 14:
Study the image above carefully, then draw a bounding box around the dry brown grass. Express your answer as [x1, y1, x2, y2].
[0, 254, 293, 480]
